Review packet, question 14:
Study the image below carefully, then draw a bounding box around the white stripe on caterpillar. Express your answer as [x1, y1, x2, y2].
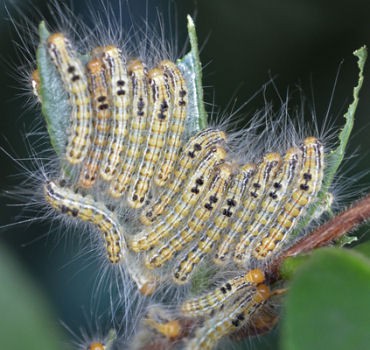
[109, 60, 149, 198]
[171, 163, 235, 283]
[154, 60, 188, 187]
[216, 153, 282, 264]
[140, 128, 227, 226]
[253, 137, 324, 259]
[79, 57, 111, 188]
[174, 163, 256, 280]
[234, 147, 301, 263]
[145, 160, 232, 270]
[181, 269, 265, 317]
[184, 284, 270, 350]
[43, 180, 126, 264]
[213, 163, 256, 264]
[128, 67, 171, 208]
[47, 33, 92, 164]
[232, 152, 282, 264]
[130, 145, 227, 254]
[100, 45, 131, 181]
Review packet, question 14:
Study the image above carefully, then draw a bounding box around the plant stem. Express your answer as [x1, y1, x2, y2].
[270, 192, 370, 277]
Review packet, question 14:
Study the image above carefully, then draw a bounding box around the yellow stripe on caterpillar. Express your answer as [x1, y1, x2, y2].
[234, 147, 301, 263]
[130, 145, 227, 254]
[109, 59, 149, 198]
[213, 163, 256, 265]
[100, 45, 131, 181]
[128, 67, 171, 208]
[140, 129, 226, 225]
[216, 153, 282, 264]
[44, 180, 125, 264]
[253, 137, 324, 259]
[183, 284, 270, 350]
[169, 163, 234, 281]
[47, 33, 92, 164]
[174, 163, 257, 280]
[154, 60, 188, 187]
[140, 128, 227, 226]
[79, 57, 111, 188]
[180, 269, 265, 317]
[232, 152, 282, 264]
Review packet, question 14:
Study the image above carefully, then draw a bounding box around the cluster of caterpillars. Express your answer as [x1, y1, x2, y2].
[34, 30, 325, 350]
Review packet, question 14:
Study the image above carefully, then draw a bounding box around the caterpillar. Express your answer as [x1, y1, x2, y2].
[146, 161, 232, 271]
[183, 284, 271, 350]
[6, 2, 365, 350]
[47, 32, 92, 164]
[181, 269, 265, 317]
[79, 57, 111, 188]
[43, 179, 126, 264]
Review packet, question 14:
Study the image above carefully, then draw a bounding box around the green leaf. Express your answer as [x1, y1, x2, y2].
[292, 46, 367, 237]
[0, 245, 64, 350]
[354, 240, 370, 258]
[281, 248, 370, 350]
[279, 254, 311, 280]
[323, 46, 367, 189]
[177, 15, 208, 137]
[37, 21, 71, 157]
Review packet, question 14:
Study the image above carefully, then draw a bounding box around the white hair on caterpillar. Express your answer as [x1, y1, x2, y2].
[3, 1, 368, 350]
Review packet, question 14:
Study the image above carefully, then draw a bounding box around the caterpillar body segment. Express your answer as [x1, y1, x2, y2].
[234, 147, 302, 262]
[253, 137, 324, 259]
[128, 67, 171, 208]
[154, 60, 188, 187]
[173, 163, 256, 282]
[100, 45, 131, 181]
[170, 163, 235, 282]
[181, 269, 265, 317]
[109, 60, 149, 198]
[216, 153, 282, 264]
[144, 151, 230, 269]
[213, 163, 256, 265]
[184, 284, 270, 350]
[130, 145, 227, 254]
[140, 128, 227, 226]
[47, 33, 92, 164]
[43, 180, 125, 264]
[231, 152, 282, 264]
[79, 58, 111, 188]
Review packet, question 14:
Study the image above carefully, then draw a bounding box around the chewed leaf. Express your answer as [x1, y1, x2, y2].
[323, 46, 367, 189]
[177, 15, 208, 137]
[292, 46, 367, 237]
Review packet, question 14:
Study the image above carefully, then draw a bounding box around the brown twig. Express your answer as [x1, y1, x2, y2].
[269, 192, 370, 277]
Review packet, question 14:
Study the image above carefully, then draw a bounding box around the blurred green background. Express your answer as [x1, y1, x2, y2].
[1, 0, 370, 349]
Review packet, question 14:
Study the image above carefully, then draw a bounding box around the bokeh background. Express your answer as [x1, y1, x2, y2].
[1, 0, 370, 349]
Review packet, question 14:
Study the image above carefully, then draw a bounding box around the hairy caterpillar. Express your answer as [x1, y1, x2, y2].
[47, 32, 92, 164]
[2, 1, 368, 350]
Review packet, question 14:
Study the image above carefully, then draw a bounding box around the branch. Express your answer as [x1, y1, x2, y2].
[269, 192, 370, 277]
